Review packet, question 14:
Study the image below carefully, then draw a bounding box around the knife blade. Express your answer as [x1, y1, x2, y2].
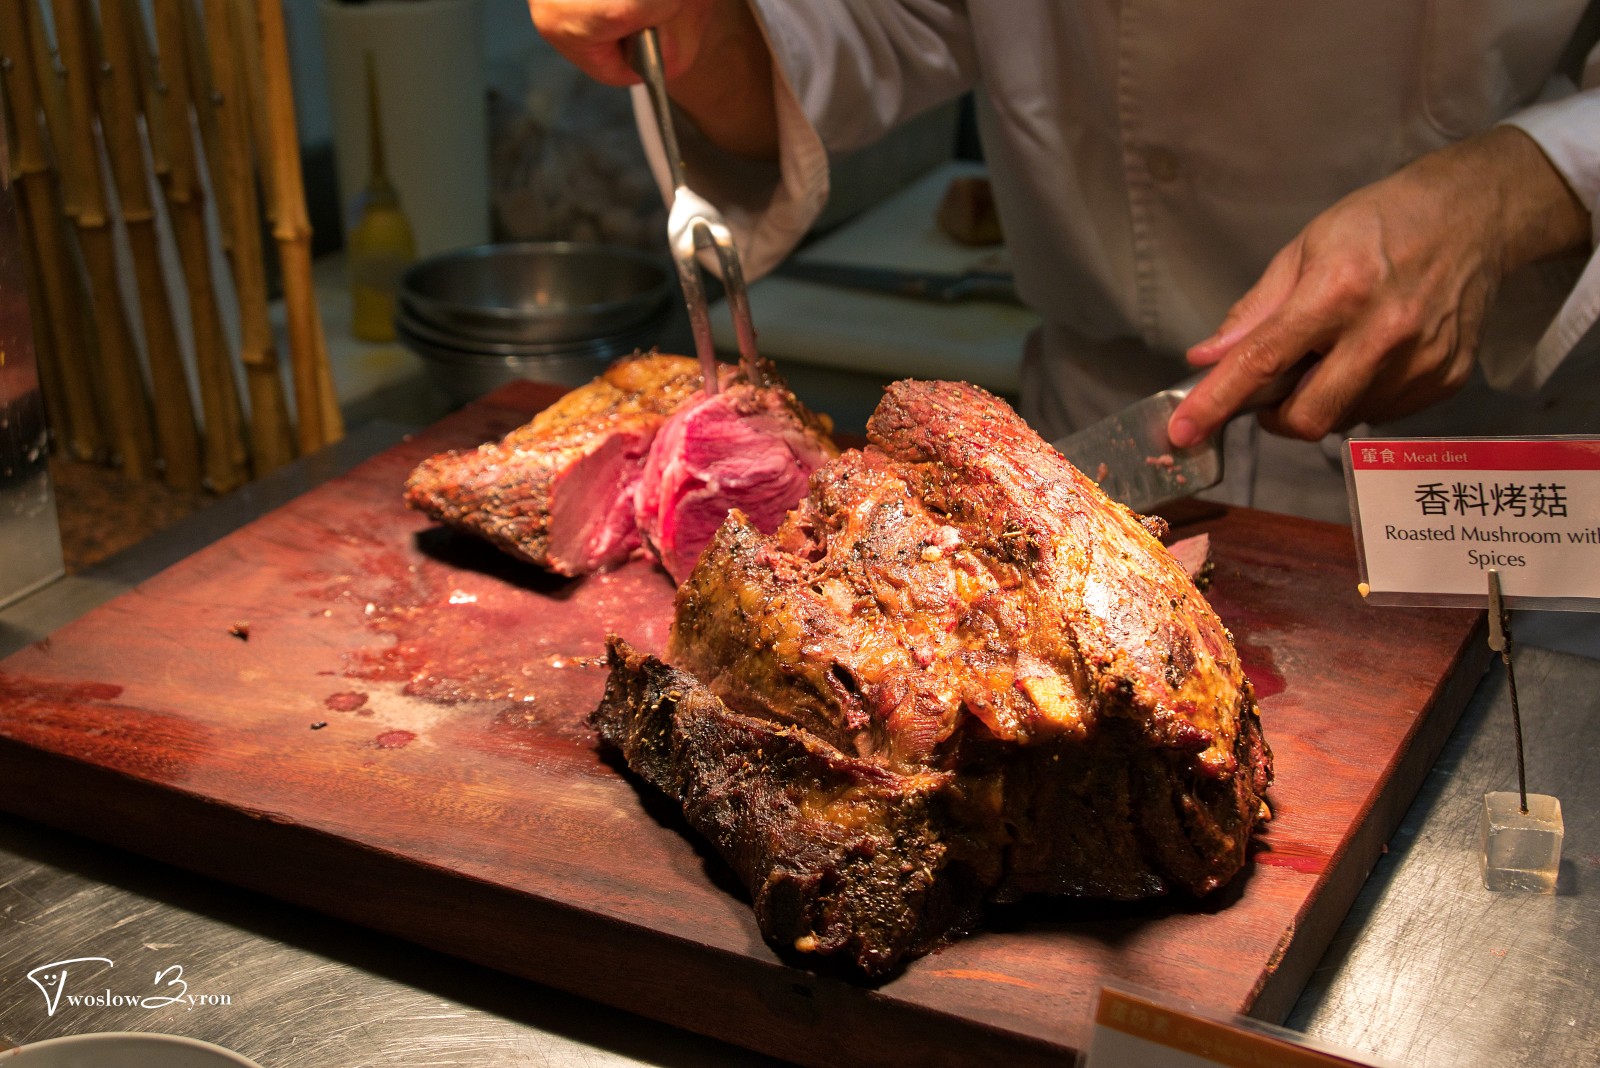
[772, 258, 1023, 305]
[1052, 359, 1314, 514]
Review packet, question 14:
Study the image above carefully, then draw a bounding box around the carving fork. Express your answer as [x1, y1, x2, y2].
[629, 28, 762, 394]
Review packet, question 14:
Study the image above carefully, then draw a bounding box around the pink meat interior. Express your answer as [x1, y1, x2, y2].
[636, 387, 835, 582]
[545, 429, 654, 572]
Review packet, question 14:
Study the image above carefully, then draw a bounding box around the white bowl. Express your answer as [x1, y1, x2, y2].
[0, 1032, 264, 1067]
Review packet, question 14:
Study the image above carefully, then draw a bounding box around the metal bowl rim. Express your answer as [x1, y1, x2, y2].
[396, 289, 671, 346]
[395, 302, 668, 358]
[395, 315, 663, 364]
[397, 241, 675, 326]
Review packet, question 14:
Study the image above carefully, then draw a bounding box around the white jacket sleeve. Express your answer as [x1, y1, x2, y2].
[754, 0, 977, 155]
[1496, 45, 1600, 392]
[632, 0, 976, 278]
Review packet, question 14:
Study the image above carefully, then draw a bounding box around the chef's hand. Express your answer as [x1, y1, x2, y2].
[527, 0, 713, 85]
[1168, 125, 1590, 448]
[526, 0, 776, 158]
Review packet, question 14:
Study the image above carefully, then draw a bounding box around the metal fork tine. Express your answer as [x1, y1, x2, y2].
[671, 230, 718, 394]
[699, 221, 764, 386]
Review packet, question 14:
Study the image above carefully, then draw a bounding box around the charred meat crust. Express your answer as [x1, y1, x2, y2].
[594, 640, 1271, 972]
[863, 380, 1248, 746]
[592, 637, 983, 978]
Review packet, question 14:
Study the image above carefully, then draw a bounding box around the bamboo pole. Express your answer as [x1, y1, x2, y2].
[151, 0, 249, 492]
[26, 2, 79, 219]
[129, 2, 172, 183]
[200, 0, 294, 476]
[229, 0, 275, 226]
[0, 1, 104, 461]
[50, 0, 158, 480]
[97, 0, 203, 491]
[252, 0, 342, 452]
[21, 0, 115, 454]
[180, 0, 231, 253]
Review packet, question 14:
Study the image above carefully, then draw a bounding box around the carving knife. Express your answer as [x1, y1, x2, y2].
[1052, 360, 1313, 514]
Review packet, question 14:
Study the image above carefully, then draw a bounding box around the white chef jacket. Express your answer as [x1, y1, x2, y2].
[640, 1, 1600, 520]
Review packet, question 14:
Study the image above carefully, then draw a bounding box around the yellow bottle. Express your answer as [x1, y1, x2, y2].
[348, 51, 415, 342]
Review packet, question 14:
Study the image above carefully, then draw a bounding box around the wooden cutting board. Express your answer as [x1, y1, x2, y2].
[0, 382, 1487, 1066]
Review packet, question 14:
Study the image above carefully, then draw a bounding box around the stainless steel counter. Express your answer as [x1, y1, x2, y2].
[2, 426, 1595, 1067]
[1285, 641, 1600, 1066]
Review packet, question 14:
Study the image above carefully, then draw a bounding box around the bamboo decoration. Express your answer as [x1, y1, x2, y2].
[4, 0, 343, 492]
[200, 0, 295, 476]
[49, 0, 158, 481]
[229, 0, 276, 227]
[128, 2, 171, 182]
[0, 1, 104, 462]
[150, 0, 249, 492]
[23, 0, 114, 450]
[179, 0, 231, 254]
[26, 3, 78, 219]
[253, 0, 343, 452]
[96, 0, 203, 491]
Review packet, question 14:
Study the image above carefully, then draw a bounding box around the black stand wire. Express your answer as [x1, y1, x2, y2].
[1487, 570, 1528, 814]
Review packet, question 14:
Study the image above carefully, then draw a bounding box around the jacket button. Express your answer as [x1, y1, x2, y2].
[1146, 147, 1181, 182]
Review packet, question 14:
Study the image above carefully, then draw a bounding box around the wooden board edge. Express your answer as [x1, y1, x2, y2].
[1246, 612, 1491, 1023]
[0, 733, 1082, 1068]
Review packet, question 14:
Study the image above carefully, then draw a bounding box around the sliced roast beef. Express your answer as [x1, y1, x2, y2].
[596, 379, 1272, 975]
[405, 352, 700, 575]
[634, 379, 840, 582]
[1167, 532, 1214, 590]
[404, 351, 835, 581]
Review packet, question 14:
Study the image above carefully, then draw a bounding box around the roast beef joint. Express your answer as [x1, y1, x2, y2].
[406, 358, 1272, 977]
[592, 378, 1273, 977]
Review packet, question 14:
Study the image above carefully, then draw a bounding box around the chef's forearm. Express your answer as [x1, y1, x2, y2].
[1473, 124, 1592, 272]
[668, 0, 778, 160]
[1500, 86, 1600, 252]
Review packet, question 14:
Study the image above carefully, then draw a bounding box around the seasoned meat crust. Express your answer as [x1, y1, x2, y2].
[592, 638, 982, 976]
[596, 379, 1274, 975]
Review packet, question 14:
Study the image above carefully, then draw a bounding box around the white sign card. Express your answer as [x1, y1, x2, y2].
[1079, 985, 1389, 1068]
[1343, 437, 1600, 608]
